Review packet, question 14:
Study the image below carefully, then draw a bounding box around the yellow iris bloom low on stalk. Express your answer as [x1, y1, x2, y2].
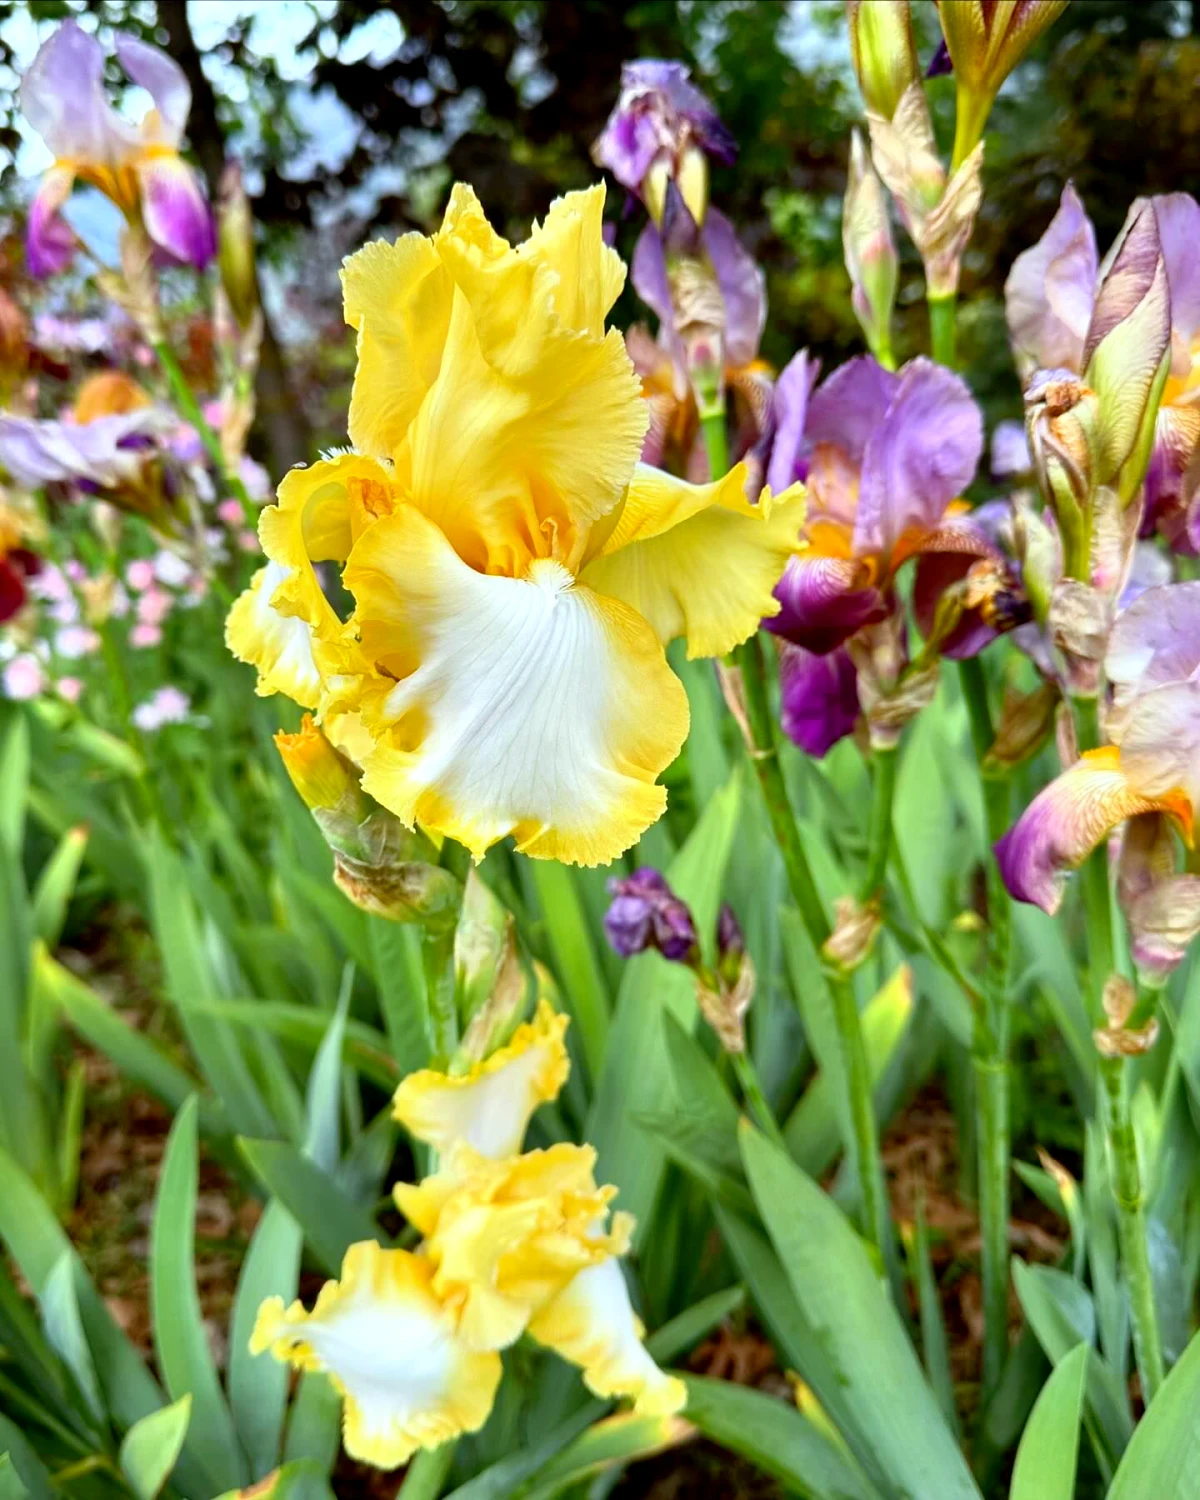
[251, 1004, 686, 1469]
[227, 182, 802, 865]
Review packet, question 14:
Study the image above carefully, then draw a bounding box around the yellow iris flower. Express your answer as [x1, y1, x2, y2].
[227, 182, 802, 865]
[251, 1003, 685, 1469]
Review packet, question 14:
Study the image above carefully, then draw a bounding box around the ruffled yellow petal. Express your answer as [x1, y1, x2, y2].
[392, 999, 569, 1159]
[526, 1255, 687, 1416]
[260, 452, 394, 633]
[372, 184, 646, 575]
[394, 1141, 626, 1352]
[249, 1241, 501, 1470]
[342, 504, 688, 865]
[225, 562, 321, 708]
[580, 464, 806, 658]
[342, 234, 454, 461]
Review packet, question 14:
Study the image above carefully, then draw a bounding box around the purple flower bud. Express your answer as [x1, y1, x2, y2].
[717, 903, 745, 960]
[604, 893, 655, 959]
[926, 39, 953, 78]
[604, 867, 697, 962]
[654, 897, 699, 961]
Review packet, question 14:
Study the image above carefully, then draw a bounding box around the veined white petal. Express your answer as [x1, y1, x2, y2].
[527, 1256, 686, 1416]
[344, 505, 688, 865]
[251, 1242, 500, 1470]
[225, 560, 322, 707]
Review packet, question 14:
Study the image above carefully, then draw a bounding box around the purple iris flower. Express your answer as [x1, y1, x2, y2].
[20, 19, 215, 277]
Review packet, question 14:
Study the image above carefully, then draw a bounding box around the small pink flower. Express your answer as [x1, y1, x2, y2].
[132, 684, 191, 730]
[153, 549, 191, 588]
[3, 655, 47, 700]
[137, 586, 172, 626]
[129, 622, 162, 648]
[64, 560, 86, 583]
[126, 558, 155, 592]
[237, 529, 259, 553]
[56, 676, 83, 703]
[216, 498, 243, 527]
[54, 624, 101, 659]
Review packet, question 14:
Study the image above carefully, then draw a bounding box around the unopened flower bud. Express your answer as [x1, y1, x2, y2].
[847, 0, 920, 121]
[696, 950, 755, 1055]
[276, 715, 368, 820]
[1048, 579, 1110, 698]
[983, 680, 1059, 774]
[866, 83, 981, 299]
[455, 869, 532, 1054]
[1083, 202, 1171, 508]
[217, 162, 259, 332]
[1024, 369, 1099, 579]
[843, 130, 897, 363]
[604, 867, 697, 962]
[822, 894, 882, 972]
[935, 1, 1067, 169]
[1094, 972, 1159, 1056]
[277, 717, 459, 928]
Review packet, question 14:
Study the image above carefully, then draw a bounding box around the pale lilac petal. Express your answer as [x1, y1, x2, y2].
[1083, 200, 1162, 367]
[701, 208, 765, 366]
[1115, 680, 1200, 811]
[20, 18, 135, 163]
[593, 60, 734, 195]
[854, 357, 983, 558]
[765, 553, 888, 652]
[990, 420, 1031, 480]
[766, 350, 819, 495]
[1152, 193, 1200, 345]
[805, 356, 899, 464]
[1004, 183, 1097, 374]
[135, 155, 215, 269]
[26, 166, 76, 279]
[1118, 543, 1174, 610]
[1141, 403, 1200, 551]
[631, 224, 686, 375]
[0, 411, 164, 489]
[995, 750, 1166, 913]
[114, 33, 190, 145]
[1106, 581, 1200, 707]
[779, 642, 860, 756]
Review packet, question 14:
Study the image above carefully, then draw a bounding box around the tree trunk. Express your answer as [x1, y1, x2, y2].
[157, 0, 312, 476]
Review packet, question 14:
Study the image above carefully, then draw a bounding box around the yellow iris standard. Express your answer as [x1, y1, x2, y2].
[228, 182, 803, 865]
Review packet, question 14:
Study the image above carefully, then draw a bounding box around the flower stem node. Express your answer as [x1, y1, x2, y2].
[1094, 975, 1160, 1057]
[821, 895, 883, 974]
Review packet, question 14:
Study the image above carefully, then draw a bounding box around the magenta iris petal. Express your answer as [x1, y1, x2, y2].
[766, 553, 888, 653]
[779, 642, 860, 757]
[136, 154, 216, 269]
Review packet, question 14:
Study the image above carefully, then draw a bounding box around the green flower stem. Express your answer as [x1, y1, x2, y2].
[1073, 695, 1114, 1006]
[1072, 695, 1162, 1401]
[97, 613, 170, 834]
[731, 1048, 788, 1151]
[929, 293, 958, 368]
[152, 337, 256, 525]
[421, 928, 458, 1069]
[700, 409, 729, 482]
[872, 334, 897, 374]
[398, 1442, 456, 1499]
[862, 745, 897, 899]
[1103, 1054, 1164, 1403]
[959, 655, 1013, 1398]
[736, 635, 891, 1261]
